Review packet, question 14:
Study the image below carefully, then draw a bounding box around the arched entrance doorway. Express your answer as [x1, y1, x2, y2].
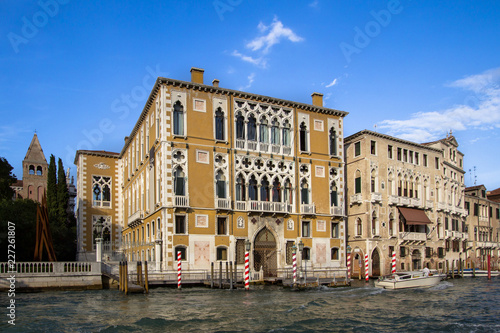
[412, 249, 422, 270]
[372, 248, 381, 277]
[253, 228, 277, 277]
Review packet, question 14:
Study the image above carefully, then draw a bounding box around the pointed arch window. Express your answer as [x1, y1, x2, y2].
[236, 174, 246, 201]
[271, 118, 280, 145]
[92, 176, 111, 207]
[284, 179, 293, 204]
[173, 167, 186, 196]
[215, 107, 225, 141]
[282, 120, 291, 147]
[260, 176, 270, 202]
[173, 101, 184, 136]
[259, 117, 269, 143]
[329, 127, 337, 156]
[356, 218, 363, 237]
[236, 113, 245, 139]
[299, 122, 308, 152]
[216, 170, 227, 199]
[272, 178, 281, 202]
[247, 115, 257, 141]
[248, 175, 258, 201]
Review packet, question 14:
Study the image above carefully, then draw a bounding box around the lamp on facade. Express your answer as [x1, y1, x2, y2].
[347, 245, 352, 255]
[95, 217, 104, 263]
[245, 239, 251, 252]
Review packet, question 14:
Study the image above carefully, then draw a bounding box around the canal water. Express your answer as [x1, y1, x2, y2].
[3, 278, 499, 332]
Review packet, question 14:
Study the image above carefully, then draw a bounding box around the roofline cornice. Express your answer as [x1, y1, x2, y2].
[74, 150, 119, 165]
[344, 130, 443, 153]
[118, 77, 349, 158]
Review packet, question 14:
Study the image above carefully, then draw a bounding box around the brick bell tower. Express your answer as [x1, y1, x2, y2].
[21, 133, 48, 202]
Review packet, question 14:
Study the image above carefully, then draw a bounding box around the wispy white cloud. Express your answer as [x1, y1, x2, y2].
[325, 78, 338, 88]
[379, 67, 500, 142]
[309, 0, 319, 8]
[239, 73, 256, 91]
[231, 50, 267, 68]
[246, 17, 304, 54]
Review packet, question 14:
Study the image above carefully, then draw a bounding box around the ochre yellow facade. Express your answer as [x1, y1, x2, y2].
[75, 68, 348, 277]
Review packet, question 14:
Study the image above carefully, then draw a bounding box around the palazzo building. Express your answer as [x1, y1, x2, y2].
[464, 185, 500, 270]
[345, 130, 467, 277]
[75, 68, 348, 277]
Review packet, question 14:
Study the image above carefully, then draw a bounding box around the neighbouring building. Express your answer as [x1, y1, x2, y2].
[464, 185, 500, 270]
[344, 130, 467, 277]
[75, 67, 349, 278]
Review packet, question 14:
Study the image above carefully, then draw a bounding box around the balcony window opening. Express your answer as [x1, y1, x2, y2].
[173, 101, 184, 136]
[271, 118, 280, 145]
[173, 167, 186, 196]
[236, 174, 246, 201]
[299, 122, 308, 152]
[217, 217, 227, 235]
[403, 149, 408, 162]
[330, 182, 338, 207]
[259, 117, 269, 143]
[272, 178, 281, 202]
[236, 113, 245, 139]
[300, 179, 309, 204]
[215, 107, 225, 141]
[355, 170, 361, 194]
[175, 215, 186, 234]
[372, 214, 378, 236]
[329, 128, 337, 156]
[247, 115, 257, 141]
[371, 171, 376, 193]
[248, 175, 258, 201]
[216, 171, 227, 199]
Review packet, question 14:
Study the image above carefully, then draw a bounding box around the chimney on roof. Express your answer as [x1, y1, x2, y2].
[212, 79, 219, 87]
[311, 92, 323, 107]
[190, 67, 204, 84]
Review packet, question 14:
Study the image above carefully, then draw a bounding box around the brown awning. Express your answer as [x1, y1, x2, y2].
[398, 207, 432, 225]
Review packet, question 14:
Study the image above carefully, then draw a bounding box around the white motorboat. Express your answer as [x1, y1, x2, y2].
[374, 271, 444, 289]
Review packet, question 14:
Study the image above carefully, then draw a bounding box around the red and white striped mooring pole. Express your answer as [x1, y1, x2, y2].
[364, 254, 369, 282]
[244, 250, 250, 290]
[177, 251, 182, 289]
[392, 251, 397, 274]
[347, 252, 351, 279]
[292, 249, 297, 284]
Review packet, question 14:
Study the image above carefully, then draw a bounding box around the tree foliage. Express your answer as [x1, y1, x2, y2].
[0, 157, 16, 201]
[0, 199, 37, 261]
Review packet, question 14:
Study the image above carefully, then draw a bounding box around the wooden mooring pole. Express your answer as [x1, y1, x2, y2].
[144, 261, 149, 293]
[211, 262, 214, 288]
[219, 261, 223, 289]
[124, 261, 129, 294]
[230, 261, 233, 290]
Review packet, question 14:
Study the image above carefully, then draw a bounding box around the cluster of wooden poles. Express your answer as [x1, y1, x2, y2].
[118, 261, 149, 294]
[209, 261, 239, 289]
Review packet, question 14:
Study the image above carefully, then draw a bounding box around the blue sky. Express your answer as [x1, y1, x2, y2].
[1, 0, 500, 190]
